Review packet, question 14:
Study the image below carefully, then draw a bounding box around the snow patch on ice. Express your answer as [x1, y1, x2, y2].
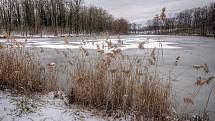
[0, 36, 181, 50]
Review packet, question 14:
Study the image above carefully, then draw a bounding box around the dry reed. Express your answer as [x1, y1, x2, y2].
[67, 48, 174, 120]
[0, 36, 57, 94]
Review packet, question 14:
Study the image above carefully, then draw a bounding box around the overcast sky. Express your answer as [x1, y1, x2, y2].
[85, 0, 215, 23]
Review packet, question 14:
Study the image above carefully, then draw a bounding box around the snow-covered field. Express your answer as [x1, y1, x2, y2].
[0, 90, 129, 121]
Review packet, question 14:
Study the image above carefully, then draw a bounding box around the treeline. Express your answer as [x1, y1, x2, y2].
[131, 2, 215, 37]
[0, 0, 128, 36]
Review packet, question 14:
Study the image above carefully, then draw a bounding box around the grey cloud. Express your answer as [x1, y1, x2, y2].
[85, 0, 215, 23]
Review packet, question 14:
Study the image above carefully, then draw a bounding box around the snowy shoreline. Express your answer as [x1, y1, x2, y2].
[0, 90, 129, 121]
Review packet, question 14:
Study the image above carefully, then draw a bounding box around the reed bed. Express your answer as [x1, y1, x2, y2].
[67, 48, 175, 120]
[0, 39, 57, 94]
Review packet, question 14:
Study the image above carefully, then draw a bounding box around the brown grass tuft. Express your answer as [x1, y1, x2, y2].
[0, 37, 57, 94]
[67, 51, 174, 120]
[184, 96, 194, 105]
[138, 42, 145, 49]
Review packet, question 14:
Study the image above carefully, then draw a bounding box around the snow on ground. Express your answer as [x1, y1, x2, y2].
[0, 91, 129, 121]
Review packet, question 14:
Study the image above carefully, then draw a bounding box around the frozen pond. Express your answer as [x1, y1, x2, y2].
[1, 35, 215, 119]
[0, 35, 181, 50]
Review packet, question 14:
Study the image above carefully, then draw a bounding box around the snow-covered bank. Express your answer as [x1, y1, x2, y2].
[0, 91, 129, 121]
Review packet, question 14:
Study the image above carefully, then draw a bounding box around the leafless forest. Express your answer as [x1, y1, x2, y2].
[0, 0, 215, 37]
[130, 3, 215, 36]
[0, 0, 128, 36]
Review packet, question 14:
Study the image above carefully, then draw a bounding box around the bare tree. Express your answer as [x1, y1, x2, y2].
[0, 0, 129, 36]
[143, 2, 215, 37]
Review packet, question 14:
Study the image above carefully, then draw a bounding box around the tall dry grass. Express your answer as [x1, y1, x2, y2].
[182, 63, 215, 121]
[1, 34, 215, 120]
[67, 48, 175, 120]
[0, 37, 57, 94]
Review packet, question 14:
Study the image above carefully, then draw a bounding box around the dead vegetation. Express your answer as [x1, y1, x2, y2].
[0, 35, 214, 120]
[67, 47, 175, 120]
[182, 63, 215, 121]
[138, 42, 145, 49]
[0, 37, 57, 94]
